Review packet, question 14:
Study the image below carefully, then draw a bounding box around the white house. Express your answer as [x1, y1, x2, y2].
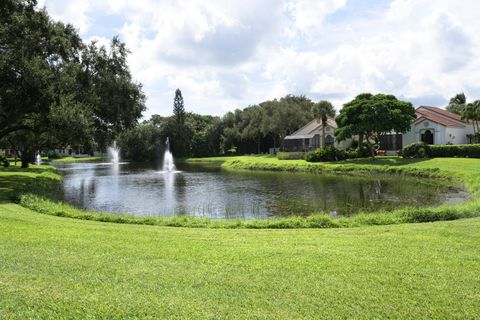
[283, 106, 474, 153]
[401, 106, 473, 146]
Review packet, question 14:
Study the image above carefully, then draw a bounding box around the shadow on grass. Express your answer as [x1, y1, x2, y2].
[0, 172, 60, 203]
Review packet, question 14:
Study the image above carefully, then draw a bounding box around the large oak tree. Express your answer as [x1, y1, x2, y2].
[335, 93, 416, 157]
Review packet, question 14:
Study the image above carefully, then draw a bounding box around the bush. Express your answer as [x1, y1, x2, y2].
[402, 142, 480, 158]
[344, 146, 371, 159]
[0, 156, 9, 167]
[277, 152, 305, 160]
[46, 151, 63, 159]
[429, 144, 480, 158]
[402, 142, 431, 158]
[305, 146, 347, 162]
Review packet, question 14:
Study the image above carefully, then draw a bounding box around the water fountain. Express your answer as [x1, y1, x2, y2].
[108, 141, 120, 164]
[162, 137, 176, 172]
[35, 152, 41, 165]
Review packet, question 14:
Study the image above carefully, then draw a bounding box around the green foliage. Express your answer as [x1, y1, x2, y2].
[402, 143, 480, 159]
[305, 146, 347, 162]
[169, 89, 192, 157]
[117, 124, 164, 162]
[173, 88, 185, 125]
[0, 2, 145, 166]
[345, 146, 371, 159]
[402, 142, 432, 158]
[446, 92, 466, 115]
[220, 95, 315, 154]
[430, 144, 480, 158]
[0, 155, 9, 167]
[462, 100, 480, 136]
[335, 93, 416, 157]
[311, 100, 336, 146]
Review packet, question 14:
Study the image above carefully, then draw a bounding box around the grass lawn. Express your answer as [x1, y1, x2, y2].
[52, 156, 107, 163]
[1, 204, 479, 319]
[1, 158, 480, 318]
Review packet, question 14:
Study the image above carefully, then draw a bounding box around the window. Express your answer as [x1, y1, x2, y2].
[325, 135, 334, 146]
[379, 134, 403, 150]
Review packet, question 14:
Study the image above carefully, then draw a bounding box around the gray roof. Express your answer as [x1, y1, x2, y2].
[284, 134, 315, 140]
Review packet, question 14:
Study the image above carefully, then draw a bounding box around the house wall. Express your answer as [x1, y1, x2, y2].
[466, 123, 475, 135]
[402, 120, 448, 145]
[446, 127, 468, 144]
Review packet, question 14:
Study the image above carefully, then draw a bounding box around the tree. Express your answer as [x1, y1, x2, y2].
[0, 0, 145, 166]
[462, 100, 480, 137]
[79, 38, 146, 150]
[311, 100, 336, 146]
[170, 89, 192, 157]
[117, 124, 164, 162]
[173, 89, 186, 125]
[447, 92, 466, 115]
[335, 93, 416, 158]
[260, 95, 314, 149]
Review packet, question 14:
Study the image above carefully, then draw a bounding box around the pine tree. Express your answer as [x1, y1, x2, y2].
[173, 89, 185, 125]
[171, 88, 191, 157]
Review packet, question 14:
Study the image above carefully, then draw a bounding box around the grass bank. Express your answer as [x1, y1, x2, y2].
[4, 156, 480, 229]
[1, 205, 479, 318]
[52, 156, 107, 163]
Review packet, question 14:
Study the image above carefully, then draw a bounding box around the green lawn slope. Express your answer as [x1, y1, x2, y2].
[0, 204, 479, 319]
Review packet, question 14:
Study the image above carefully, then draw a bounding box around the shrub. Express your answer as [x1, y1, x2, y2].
[46, 151, 63, 159]
[277, 152, 305, 160]
[402, 142, 431, 158]
[402, 142, 480, 158]
[0, 156, 9, 167]
[344, 146, 371, 159]
[429, 144, 480, 158]
[305, 146, 347, 162]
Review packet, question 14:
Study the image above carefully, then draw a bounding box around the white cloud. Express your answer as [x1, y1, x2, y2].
[39, 0, 92, 34]
[39, 0, 480, 116]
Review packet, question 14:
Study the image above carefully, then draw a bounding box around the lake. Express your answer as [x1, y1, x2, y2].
[55, 162, 468, 219]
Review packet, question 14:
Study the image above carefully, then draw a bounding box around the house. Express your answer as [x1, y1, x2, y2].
[381, 106, 474, 153]
[402, 106, 473, 145]
[283, 118, 350, 152]
[283, 106, 474, 153]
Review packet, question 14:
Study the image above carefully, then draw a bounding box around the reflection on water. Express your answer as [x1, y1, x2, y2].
[55, 162, 469, 219]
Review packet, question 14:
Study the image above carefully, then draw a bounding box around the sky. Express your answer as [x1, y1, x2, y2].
[37, 0, 480, 119]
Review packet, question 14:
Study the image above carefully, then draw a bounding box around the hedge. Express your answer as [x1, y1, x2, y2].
[402, 142, 480, 158]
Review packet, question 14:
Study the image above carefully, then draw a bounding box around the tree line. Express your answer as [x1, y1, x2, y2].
[118, 93, 337, 160]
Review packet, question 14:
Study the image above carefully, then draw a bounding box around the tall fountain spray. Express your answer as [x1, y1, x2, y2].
[35, 151, 41, 166]
[108, 141, 120, 164]
[162, 137, 176, 172]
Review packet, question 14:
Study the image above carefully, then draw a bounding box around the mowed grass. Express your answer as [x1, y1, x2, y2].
[0, 204, 479, 319]
[52, 156, 107, 163]
[0, 164, 59, 202]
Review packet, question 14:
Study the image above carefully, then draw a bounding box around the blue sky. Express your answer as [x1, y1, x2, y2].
[38, 0, 480, 118]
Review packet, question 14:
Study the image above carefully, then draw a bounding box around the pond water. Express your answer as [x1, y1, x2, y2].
[55, 162, 468, 219]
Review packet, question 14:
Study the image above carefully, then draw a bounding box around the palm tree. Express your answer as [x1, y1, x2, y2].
[462, 100, 480, 136]
[311, 101, 336, 147]
[447, 92, 467, 115]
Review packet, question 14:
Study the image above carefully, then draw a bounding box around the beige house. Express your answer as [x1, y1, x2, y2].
[283, 118, 350, 152]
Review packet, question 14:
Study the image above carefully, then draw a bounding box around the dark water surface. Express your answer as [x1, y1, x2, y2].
[55, 162, 468, 219]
